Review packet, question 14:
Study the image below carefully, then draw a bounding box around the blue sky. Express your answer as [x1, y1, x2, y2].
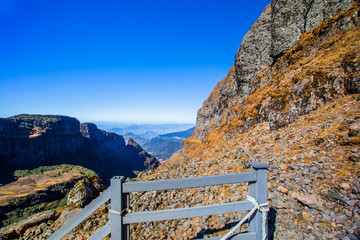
[0, 0, 270, 124]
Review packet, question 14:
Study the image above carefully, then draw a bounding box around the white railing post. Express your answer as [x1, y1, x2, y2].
[110, 176, 124, 240]
[248, 162, 269, 240]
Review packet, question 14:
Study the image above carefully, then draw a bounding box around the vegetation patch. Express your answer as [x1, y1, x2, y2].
[14, 164, 96, 178]
[2, 197, 67, 227]
[0, 165, 97, 228]
[9, 114, 61, 123]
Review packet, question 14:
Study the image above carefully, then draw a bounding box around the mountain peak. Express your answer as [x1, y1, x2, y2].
[127, 137, 140, 147]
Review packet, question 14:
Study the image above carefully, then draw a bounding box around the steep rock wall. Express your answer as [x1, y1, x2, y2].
[270, 0, 354, 59]
[0, 115, 84, 166]
[80, 122, 126, 157]
[193, 0, 355, 141]
[0, 114, 159, 183]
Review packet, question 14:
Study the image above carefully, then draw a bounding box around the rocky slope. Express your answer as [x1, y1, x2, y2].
[193, 0, 355, 141]
[0, 114, 159, 184]
[16, 95, 360, 240]
[136, 95, 359, 239]
[130, 1, 360, 239]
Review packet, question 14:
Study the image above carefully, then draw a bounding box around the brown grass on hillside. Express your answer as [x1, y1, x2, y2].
[0, 167, 86, 207]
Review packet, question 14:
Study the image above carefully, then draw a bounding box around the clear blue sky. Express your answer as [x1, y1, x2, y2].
[0, 0, 270, 124]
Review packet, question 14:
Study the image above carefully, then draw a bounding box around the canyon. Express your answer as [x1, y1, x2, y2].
[0, 114, 159, 184]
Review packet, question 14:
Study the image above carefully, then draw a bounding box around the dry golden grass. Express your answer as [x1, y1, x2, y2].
[0, 168, 86, 207]
[185, 2, 360, 158]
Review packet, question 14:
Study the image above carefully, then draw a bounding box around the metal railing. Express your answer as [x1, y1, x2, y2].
[48, 162, 269, 240]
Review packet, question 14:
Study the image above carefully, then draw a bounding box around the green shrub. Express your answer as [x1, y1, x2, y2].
[10, 114, 60, 123]
[2, 199, 63, 227]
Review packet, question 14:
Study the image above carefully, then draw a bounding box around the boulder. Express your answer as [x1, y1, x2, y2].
[291, 192, 323, 209]
[349, 122, 360, 137]
[66, 176, 106, 208]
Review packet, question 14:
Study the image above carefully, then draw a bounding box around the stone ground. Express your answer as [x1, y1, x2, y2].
[128, 94, 360, 240]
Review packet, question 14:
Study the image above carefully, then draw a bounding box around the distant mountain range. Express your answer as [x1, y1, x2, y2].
[106, 124, 195, 161]
[120, 127, 196, 161]
[141, 127, 195, 161]
[108, 123, 194, 139]
[122, 132, 149, 146]
[157, 127, 196, 140]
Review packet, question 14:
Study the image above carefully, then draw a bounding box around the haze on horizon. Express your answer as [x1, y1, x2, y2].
[0, 0, 270, 124]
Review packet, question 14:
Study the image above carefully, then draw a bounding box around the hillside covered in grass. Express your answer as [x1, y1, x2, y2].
[0, 165, 95, 228]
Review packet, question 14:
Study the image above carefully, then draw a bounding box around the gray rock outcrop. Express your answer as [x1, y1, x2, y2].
[66, 176, 106, 208]
[194, 0, 355, 141]
[270, 0, 354, 60]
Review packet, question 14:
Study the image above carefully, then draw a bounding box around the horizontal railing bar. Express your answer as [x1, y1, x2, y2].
[87, 222, 111, 240]
[47, 188, 110, 240]
[123, 200, 254, 224]
[196, 232, 257, 240]
[123, 171, 256, 193]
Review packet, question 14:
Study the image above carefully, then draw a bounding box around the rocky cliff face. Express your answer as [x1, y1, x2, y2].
[0, 115, 84, 167]
[80, 122, 126, 158]
[270, 0, 354, 59]
[0, 114, 159, 183]
[194, 0, 356, 141]
[125, 138, 159, 170]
